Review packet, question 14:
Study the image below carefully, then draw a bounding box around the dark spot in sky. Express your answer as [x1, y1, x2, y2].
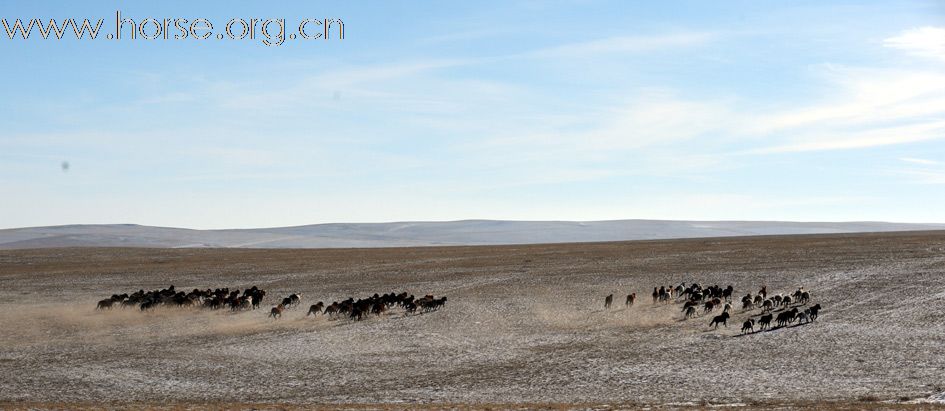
[61, 161, 70, 172]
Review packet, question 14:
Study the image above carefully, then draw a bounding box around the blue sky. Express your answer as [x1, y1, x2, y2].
[1, 0, 944, 229]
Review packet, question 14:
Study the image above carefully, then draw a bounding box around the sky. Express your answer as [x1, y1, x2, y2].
[1, 0, 944, 229]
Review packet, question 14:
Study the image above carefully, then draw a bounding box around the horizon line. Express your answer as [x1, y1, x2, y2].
[3, 218, 944, 232]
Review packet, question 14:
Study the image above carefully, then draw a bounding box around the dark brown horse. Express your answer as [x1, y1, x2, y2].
[307, 302, 324, 316]
[703, 301, 715, 314]
[604, 294, 613, 309]
[371, 301, 387, 316]
[269, 304, 284, 319]
[798, 291, 810, 305]
[323, 302, 339, 318]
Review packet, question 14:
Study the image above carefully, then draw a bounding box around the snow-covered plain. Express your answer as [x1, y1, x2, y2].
[1, 231, 944, 408]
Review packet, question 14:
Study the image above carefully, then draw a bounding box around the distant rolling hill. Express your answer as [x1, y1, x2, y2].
[1, 220, 943, 249]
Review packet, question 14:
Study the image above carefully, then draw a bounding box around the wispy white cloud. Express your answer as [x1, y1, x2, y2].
[486, 93, 733, 149]
[13, 26, 945, 206]
[195, 147, 280, 167]
[745, 67, 945, 134]
[889, 156, 945, 185]
[900, 157, 941, 165]
[884, 26, 945, 62]
[418, 27, 521, 45]
[738, 65, 945, 154]
[745, 120, 945, 154]
[468, 62, 945, 165]
[526, 32, 717, 58]
[890, 169, 945, 185]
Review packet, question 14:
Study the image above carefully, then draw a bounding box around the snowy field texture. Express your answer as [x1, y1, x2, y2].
[1, 231, 945, 409]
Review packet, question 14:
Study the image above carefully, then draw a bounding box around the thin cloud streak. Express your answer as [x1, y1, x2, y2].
[883, 26, 945, 61]
[900, 157, 941, 165]
[524, 32, 718, 58]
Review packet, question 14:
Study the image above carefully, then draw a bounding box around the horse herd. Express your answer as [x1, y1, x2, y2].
[270, 291, 447, 321]
[95, 285, 448, 322]
[94, 281, 816, 333]
[604, 282, 824, 334]
[95, 285, 267, 312]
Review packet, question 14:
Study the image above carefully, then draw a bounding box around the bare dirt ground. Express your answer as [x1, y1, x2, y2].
[2, 231, 945, 409]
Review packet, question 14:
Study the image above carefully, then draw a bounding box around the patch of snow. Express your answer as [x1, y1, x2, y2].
[909, 392, 945, 404]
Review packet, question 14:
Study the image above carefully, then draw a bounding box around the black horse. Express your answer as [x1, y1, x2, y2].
[758, 313, 773, 330]
[741, 319, 755, 334]
[775, 308, 798, 327]
[808, 303, 822, 320]
[709, 312, 730, 328]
